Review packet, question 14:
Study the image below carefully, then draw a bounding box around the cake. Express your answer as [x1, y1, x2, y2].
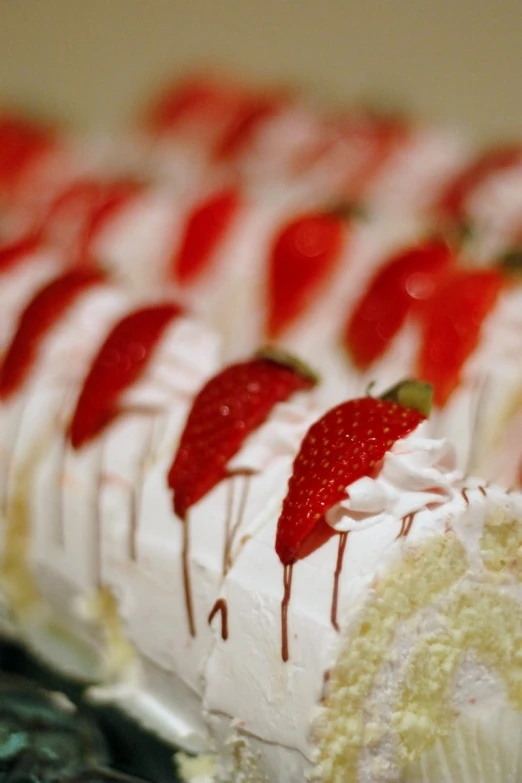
[1, 73, 522, 783]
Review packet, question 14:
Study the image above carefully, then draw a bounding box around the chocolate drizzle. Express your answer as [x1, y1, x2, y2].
[222, 473, 251, 576]
[129, 418, 156, 562]
[331, 532, 348, 632]
[461, 484, 487, 504]
[208, 598, 229, 640]
[397, 512, 416, 539]
[281, 563, 293, 662]
[182, 518, 196, 637]
[222, 479, 235, 575]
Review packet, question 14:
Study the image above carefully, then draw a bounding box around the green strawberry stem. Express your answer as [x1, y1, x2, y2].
[256, 346, 320, 386]
[497, 248, 522, 276]
[327, 201, 369, 222]
[379, 378, 433, 417]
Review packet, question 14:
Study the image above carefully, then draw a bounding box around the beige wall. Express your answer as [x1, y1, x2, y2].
[1, 0, 521, 141]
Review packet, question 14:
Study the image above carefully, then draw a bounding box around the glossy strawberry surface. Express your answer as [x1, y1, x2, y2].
[168, 352, 317, 520]
[345, 239, 455, 369]
[171, 188, 240, 285]
[69, 303, 182, 449]
[0, 268, 105, 400]
[276, 395, 426, 564]
[417, 268, 505, 406]
[266, 212, 345, 339]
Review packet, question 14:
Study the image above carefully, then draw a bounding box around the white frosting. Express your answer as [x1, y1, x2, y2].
[326, 422, 462, 531]
[1, 281, 522, 782]
[204, 475, 521, 783]
[276, 214, 422, 406]
[93, 186, 191, 293]
[434, 284, 522, 479]
[465, 160, 522, 258]
[0, 247, 63, 353]
[227, 393, 321, 474]
[8, 284, 132, 583]
[99, 373, 316, 750]
[3, 110, 522, 783]
[234, 103, 328, 185]
[366, 126, 468, 215]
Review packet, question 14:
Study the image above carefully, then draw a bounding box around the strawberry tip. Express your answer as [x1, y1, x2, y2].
[255, 346, 320, 386]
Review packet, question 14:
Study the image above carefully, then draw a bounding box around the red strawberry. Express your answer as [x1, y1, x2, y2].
[0, 231, 43, 274]
[0, 114, 55, 197]
[345, 239, 455, 369]
[266, 212, 345, 339]
[339, 112, 409, 198]
[43, 178, 141, 265]
[168, 349, 318, 520]
[275, 381, 432, 565]
[213, 94, 286, 162]
[436, 144, 522, 222]
[0, 268, 105, 400]
[417, 268, 506, 407]
[69, 303, 182, 449]
[171, 188, 240, 285]
[146, 75, 245, 136]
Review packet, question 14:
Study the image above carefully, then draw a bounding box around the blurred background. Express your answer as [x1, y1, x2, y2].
[1, 0, 521, 140]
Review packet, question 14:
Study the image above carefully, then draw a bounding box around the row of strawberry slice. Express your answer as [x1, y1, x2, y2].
[0, 205, 510, 422]
[0, 254, 427, 571]
[346, 237, 510, 406]
[171, 194, 512, 410]
[3, 75, 522, 233]
[2, 103, 522, 360]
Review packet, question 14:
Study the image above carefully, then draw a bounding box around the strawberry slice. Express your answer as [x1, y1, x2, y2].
[436, 144, 522, 222]
[43, 178, 142, 265]
[338, 111, 409, 197]
[69, 303, 182, 449]
[146, 75, 245, 136]
[266, 212, 345, 339]
[344, 239, 455, 369]
[168, 349, 318, 520]
[213, 94, 286, 162]
[171, 188, 240, 285]
[275, 381, 431, 565]
[417, 268, 506, 407]
[0, 114, 55, 197]
[0, 268, 105, 400]
[0, 231, 43, 274]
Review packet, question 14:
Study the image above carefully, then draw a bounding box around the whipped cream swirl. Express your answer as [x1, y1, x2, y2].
[327, 422, 462, 532]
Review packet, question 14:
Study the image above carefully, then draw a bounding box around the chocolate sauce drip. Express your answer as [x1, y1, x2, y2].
[208, 598, 229, 640]
[478, 484, 487, 497]
[331, 532, 348, 632]
[223, 474, 251, 576]
[281, 563, 293, 663]
[222, 479, 235, 576]
[320, 669, 331, 705]
[129, 417, 156, 562]
[182, 519, 196, 637]
[397, 512, 416, 539]
[461, 487, 470, 505]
